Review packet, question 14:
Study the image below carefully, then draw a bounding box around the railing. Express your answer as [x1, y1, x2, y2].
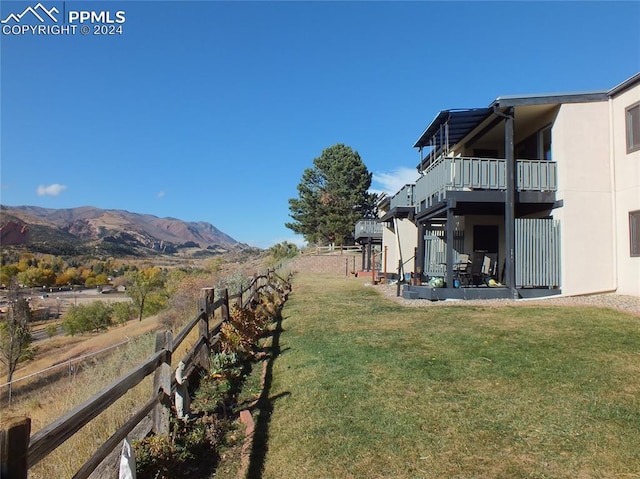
[414, 157, 557, 211]
[420, 219, 561, 288]
[516, 218, 561, 287]
[354, 219, 383, 239]
[389, 184, 415, 209]
[1, 269, 291, 479]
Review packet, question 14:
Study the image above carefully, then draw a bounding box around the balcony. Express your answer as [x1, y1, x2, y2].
[414, 157, 557, 212]
[354, 219, 383, 241]
[389, 184, 416, 209]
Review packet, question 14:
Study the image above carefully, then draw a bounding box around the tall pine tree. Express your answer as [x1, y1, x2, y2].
[286, 144, 377, 245]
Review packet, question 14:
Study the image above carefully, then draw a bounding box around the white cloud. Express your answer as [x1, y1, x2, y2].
[157, 190, 166, 198]
[371, 166, 419, 195]
[36, 183, 67, 196]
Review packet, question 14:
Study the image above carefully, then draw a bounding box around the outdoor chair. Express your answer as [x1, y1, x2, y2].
[453, 253, 472, 286]
[483, 253, 498, 278]
[470, 250, 489, 286]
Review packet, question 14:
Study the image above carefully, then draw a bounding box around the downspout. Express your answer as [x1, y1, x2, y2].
[394, 217, 404, 279]
[608, 95, 618, 292]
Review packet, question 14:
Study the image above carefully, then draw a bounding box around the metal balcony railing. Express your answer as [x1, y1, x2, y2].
[389, 184, 416, 209]
[414, 157, 557, 211]
[354, 219, 383, 240]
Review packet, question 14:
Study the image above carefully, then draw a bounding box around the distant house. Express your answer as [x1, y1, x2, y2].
[0, 221, 29, 245]
[376, 72, 640, 300]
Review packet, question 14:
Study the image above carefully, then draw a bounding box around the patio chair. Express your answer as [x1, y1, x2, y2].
[483, 253, 498, 279]
[470, 250, 489, 286]
[453, 253, 472, 286]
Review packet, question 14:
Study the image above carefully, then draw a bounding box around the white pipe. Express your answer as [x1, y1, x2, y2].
[607, 95, 618, 292]
[394, 217, 404, 279]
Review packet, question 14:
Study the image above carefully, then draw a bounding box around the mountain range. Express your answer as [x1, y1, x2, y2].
[0, 205, 242, 257]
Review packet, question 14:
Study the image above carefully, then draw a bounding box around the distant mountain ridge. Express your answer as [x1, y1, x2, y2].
[0, 205, 240, 256]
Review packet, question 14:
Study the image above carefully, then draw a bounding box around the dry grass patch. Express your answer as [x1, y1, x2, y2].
[1, 308, 206, 477]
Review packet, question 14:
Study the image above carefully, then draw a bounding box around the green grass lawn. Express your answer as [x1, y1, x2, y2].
[249, 274, 640, 479]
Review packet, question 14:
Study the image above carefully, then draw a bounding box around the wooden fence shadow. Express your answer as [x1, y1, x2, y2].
[245, 311, 290, 479]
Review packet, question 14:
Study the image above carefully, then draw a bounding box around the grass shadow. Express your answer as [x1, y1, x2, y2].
[245, 312, 290, 479]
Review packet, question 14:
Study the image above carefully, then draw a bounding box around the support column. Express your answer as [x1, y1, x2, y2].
[416, 222, 425, 282]
[504, 107, 518, 299]
[446, 207, 455, 288]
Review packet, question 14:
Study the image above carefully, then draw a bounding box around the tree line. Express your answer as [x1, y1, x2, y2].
[0, 252, 134, 289]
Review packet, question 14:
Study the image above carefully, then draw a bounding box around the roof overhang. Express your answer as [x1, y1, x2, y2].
[379, 206, 415, 222]
[609, 72, 640, 97]
[491, 91, 608, 108]
[413, 108, 493, 150]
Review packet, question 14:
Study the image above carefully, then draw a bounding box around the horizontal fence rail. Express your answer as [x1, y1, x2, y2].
[1, 268, 291, 479]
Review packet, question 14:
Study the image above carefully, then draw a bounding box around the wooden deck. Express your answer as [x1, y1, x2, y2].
[402, 284, 561, 301]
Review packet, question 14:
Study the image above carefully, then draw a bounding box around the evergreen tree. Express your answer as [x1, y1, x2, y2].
[286, 144, 377, 245]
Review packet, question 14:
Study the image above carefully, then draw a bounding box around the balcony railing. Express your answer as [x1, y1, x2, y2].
[414, 157, 557, 211]
[389, 184, 416, 209]
[354, 219, 383, 240]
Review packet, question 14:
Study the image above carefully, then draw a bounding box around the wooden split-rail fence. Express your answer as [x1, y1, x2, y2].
[0, 269, 291, 479]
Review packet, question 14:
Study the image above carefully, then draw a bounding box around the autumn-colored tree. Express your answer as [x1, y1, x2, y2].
[56, 267, 78, 286]
[0, 265, 19, 287]
[0, 280, 35, 402]
[125, 268, 166, 321]
[16, 266, 56, 288]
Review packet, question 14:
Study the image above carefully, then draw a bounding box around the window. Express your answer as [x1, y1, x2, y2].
[541, 126, 552, 160]
[631, 210, 640, 257]
[515, 125, 552, 160]
[627, 102, 640, 153]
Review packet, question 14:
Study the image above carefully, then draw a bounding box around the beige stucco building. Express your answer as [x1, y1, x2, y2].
[365, 73, 640, 299]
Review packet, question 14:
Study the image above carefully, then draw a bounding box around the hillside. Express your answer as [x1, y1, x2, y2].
[0, 205, 243, 257]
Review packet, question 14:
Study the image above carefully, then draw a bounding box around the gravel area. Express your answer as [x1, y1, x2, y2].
[369, 282, 640, 316]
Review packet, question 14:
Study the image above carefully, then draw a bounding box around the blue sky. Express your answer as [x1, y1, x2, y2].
[1, 1, 639, 248]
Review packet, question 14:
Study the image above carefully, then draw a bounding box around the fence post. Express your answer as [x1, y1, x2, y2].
[383, 245, 388, 283]
[174, 361, 189, 420]
[0, 416, 30, 479]
[251, 275, 257, 301]
[198, 288, 214, 370]
[222, 289, 230, 322]
[152, 331, 172, 435]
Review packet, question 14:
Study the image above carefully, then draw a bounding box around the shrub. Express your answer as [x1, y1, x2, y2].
[62, 301, 113, 335]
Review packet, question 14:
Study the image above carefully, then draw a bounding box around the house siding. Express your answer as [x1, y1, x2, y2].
[382, 218, 417, 278]
[553, 101, 615, 296]
[611, 82, 640, 296]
